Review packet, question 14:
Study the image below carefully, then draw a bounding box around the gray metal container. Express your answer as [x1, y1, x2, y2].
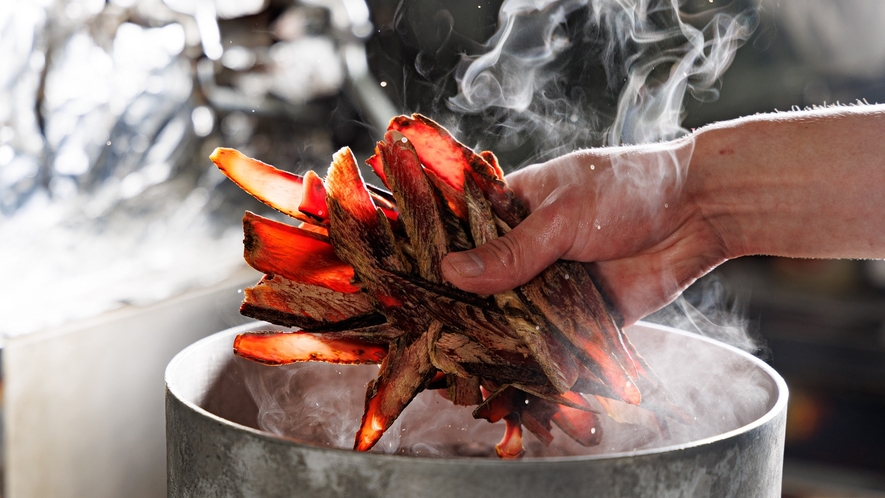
[166, 322, 788, 497]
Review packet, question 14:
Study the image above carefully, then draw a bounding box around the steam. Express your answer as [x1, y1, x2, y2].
[450, 0, 756, 151]
[449, 1, 582, 116]
[648, 274, 770, 357]
[242, 360, 504, 456]
[238, 323, 775, 458]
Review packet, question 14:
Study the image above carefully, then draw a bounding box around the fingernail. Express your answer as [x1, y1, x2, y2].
[446, 251, 485, 277]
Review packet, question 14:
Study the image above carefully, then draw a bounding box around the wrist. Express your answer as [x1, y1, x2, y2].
[686, 105, 885, 261]
[684, 120, 758, 261]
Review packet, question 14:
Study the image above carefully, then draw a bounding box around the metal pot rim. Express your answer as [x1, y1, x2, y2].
[165, 320, 788, 465]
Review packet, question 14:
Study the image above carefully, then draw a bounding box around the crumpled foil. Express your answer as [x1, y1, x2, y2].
[0, 0, 361, 337]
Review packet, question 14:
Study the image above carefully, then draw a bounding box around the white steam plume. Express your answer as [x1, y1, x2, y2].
[450, 0, 756, 154]
[450, 1, 584, 115]
[238, 323, 775, 458]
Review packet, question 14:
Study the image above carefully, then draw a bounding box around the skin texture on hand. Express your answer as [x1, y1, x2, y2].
[442, 104, 885, 325]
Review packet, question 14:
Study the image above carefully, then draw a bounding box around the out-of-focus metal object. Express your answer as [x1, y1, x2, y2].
[166, 322, 789, 498]
[306, 0, 399, 135]
[195, 0, 397, 135]
[0, 0, 397, 338]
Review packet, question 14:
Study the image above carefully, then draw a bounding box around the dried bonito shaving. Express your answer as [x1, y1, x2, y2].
[211, 114, 678, 458]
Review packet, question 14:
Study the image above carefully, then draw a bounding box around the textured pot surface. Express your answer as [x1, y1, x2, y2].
[166, 322, 787, 498]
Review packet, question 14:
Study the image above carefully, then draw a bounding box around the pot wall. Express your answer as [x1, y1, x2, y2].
[166, 323, 787, 498]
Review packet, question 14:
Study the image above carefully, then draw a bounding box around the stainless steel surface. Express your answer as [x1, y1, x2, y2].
[166, 322, 788, 497]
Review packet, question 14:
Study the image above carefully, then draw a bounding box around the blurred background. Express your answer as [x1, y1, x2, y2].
[1, 0, 885, 496]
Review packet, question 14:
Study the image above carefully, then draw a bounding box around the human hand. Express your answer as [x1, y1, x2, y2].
[441, 138, 730, 325]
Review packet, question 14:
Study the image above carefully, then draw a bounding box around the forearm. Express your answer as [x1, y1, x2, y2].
[689, 104, 885, 260]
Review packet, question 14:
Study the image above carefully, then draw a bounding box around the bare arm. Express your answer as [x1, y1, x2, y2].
[693, 105, 885, 259]
[441, 104, 885, 324]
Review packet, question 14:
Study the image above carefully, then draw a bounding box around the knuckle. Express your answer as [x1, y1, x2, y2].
[538, 189, 583, 254]
[485, 236, 527, 280]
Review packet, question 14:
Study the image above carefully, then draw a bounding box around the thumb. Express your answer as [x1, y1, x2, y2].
[441, 203, 575, 294]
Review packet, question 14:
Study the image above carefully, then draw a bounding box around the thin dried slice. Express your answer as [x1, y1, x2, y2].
[425, 324, 485, 406]
[234, 331, 389, 365]
[497, 414, 525, 459]
[434, 331, 548, 388]
[389, 115, 528, 227]
[327, 148, 383, 224]
[522, 397, 558, 446]
[240, 274, 380, 331]
[563, 261, 641, 379]
[479, 150, 505, 180]
[427, 323, 469, 377]
[521, 263, 642, 405]
[365, 148, 389, 189]
[324, 324, 405, 343]
[243, 212, 359, 293]
[464, 174, 579, 393]
[326, 147, 408, 281]
[380, 130, 448, 283]
[354, 331, 436, 451]
[211, 148, 315, 224]
[473, 387, 528, 458]
[572, 363, 621, 401]
[298, 170, 329, 222]
[388, 115, 495, 194]
[514, 384, 600, 414]
[446, 374, 483, 406]
[552, 392, 603, 446]
[473, 385, 523, 423]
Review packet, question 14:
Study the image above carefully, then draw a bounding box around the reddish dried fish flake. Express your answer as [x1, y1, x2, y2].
[497, 414, 526, 459]
[365, 148, 389, 189]
[239, 274, 378, 331]
[354, 332, 436, 451]
[480, 150, 505, 180]
[211, 148, 313, 224]
[234, 331, 388, 365]
[242, 212, 358, 294]
[380, 130, 448, 283]
[326, 148, 378, 225]
[552, 391, 603, 447]
[299, 170, 329, 221]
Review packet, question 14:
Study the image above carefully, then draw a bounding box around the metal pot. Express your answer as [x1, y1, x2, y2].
[166, 322, 787, 497]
